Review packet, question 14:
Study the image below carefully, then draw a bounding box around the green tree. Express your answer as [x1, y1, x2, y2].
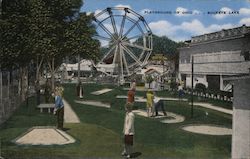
[1, 0, 32, 101]
[195, 83, 207, 93]
[145, 75, 154, 88]
[1, 0, 100, 96]
[64, 12, 100, 83]
[64, 12, 100, 61]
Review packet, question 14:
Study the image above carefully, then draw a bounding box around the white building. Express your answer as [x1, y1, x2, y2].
[178, 25, 250, 91]
[59, 59, 94, 80]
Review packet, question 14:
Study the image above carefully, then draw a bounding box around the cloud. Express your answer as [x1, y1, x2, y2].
[175, 7, 190, 17]
[193, 10, 201, 15]
[149, 20, 176, 36]
[172, 36, 190, 42]
[94, 9, 109, 20]
[114, 4, 133, 18]
[149, 20, 188, 41]
[179, 19, 206, 34]
[180, 20, 233, 35]
[115, 4, 132, 9]
[207, 23, 235, 32]
[239, 8, 250, 15]
[175, 7, 201, 17]
[179, 19, 234, 35]
[148, 19, 236, 42]
[213, 7, 232, 19]
[239, 18, 250, 25]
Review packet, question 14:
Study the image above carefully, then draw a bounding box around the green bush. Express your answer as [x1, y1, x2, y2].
[137, 82, 145, 87]
[123, 82, 131, 87]
[195, 83, 206, 92]
[170, 80, 177, 90]
[145, 75, 154, 84]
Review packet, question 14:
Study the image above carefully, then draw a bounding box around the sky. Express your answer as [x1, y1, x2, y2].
[80, 0, 250, 42]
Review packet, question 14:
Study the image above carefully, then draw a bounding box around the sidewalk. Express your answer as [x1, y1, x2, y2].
[75, 100, 111, 108]
[63, 99, 80, 123]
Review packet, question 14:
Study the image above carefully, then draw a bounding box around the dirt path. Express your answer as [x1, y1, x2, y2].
[75, 100, 111, 108]
[63, 99, 80, 123]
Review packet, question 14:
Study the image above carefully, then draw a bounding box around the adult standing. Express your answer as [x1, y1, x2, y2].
[146, 89, 154, 117]
[178, 83, 184, 99]
[131, 80, 136, 90]
[122, 103, 135, 158]
[127, 87, 136, 105]
[53, 90, 64, 130]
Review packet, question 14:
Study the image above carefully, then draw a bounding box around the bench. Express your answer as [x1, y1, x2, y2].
[37, 103, 54, 113]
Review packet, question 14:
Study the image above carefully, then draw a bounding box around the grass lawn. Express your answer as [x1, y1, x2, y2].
[0, 83, 232, 159]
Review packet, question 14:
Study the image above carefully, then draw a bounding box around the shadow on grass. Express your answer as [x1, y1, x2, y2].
[61, 127, 71, 131]
[130, 152, 142, 158]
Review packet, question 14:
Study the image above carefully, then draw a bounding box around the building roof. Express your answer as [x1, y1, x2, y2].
[145, 68, 161, 74]
[61, 59, 94, 71]
[183, 25, 250, 45]
[139, 65, 164, 75]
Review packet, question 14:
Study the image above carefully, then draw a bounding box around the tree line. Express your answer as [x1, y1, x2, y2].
[0, 0, 185, 102]
[0, 0, 100, 101]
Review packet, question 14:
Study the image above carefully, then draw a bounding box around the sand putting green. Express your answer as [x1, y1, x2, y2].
[160, 111, 185, 123]
[182, 124, 232, 135]
[13, 127, 75, 145]
[133, 109, 185, 123]
[91, 88, 113, 95]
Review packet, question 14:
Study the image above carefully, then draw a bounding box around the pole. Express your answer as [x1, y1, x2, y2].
[0, 65, 2, 106]
[7, 72, 10, 100]
[0, 139, 2, 158]
[0, 65, 2, 118]
[191, 55, 194, 118]
[77, 54, 80, 84]
[162, 58, 164, 79]
[162, 58, 164, 90]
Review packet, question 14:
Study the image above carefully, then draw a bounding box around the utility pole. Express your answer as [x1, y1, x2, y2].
[191, 55, 194, 118]
[77, 54, 80, 84]
[0, 65, 3, 119]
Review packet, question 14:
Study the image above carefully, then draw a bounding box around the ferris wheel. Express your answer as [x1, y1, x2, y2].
[93, 7, 153, 82]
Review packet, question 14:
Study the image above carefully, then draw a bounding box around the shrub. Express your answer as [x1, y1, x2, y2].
[145, 75, 154, 84]
[195, 83, 206, 92]
[137, 82, 145, 87]
[170, 80, 177, 90]
[123, 82, 130, 87]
